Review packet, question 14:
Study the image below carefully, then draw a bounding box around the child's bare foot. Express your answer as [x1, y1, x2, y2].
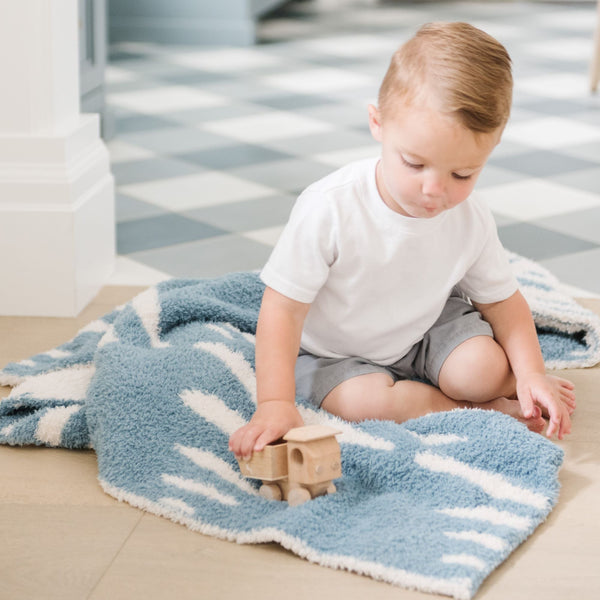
[481, 397, 546, 434]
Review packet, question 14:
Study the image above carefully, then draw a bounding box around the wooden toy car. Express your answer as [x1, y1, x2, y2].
[237, 425, 342, 506]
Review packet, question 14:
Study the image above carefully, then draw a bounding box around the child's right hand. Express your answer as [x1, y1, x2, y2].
[228, 399, 304, 460]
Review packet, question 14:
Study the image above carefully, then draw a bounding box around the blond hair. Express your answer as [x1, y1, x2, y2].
[378, 22, 513, 133]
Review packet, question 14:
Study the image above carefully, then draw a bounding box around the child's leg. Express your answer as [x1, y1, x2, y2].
[320, 371, 546, 432]
[321, 372, 469, 422]
[437, 335, 575, 416]
[437, 335, 515, 402]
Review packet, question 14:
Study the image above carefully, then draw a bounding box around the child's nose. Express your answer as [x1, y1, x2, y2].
[422, 173, 445, 197]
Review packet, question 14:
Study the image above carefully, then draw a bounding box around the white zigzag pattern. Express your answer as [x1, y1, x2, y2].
[131, 286, 170, 349]
[175, 444, 258, 495]
[98, 324, 119, 348]
[180, 389, 247, 434]
[79, 319, 112, 334]
[194, 341, 257, 404]
[162, 474, 239, 506]
[438, 506, 533, 531]
[443, 530, 508, 552]
[206, 322, 256, 346]
[35, 405, 82, 446]
[1, 423, 16, 437]
[43, 349, 71, 359]
[408, 431, 468, 446]
[415, 451, 549, 509]
[205, 323, 234, 339]
[9, 364, 95, 402]
[159, 497, 196, 516]
[442, 554, 486, 572]
[299, 405, 395, 451]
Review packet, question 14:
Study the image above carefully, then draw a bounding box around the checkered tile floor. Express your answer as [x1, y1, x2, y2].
[106, 0, 600, 296]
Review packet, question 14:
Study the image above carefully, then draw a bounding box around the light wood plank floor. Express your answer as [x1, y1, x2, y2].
[1, 287, 599, 600]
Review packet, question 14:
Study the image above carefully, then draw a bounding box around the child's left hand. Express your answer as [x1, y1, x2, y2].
[516, 373, 576, 439]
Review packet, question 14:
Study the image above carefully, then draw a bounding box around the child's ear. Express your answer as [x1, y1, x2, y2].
[368, 104, 383, 142]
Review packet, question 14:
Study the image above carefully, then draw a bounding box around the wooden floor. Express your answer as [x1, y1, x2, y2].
[1, 287, 599, 600]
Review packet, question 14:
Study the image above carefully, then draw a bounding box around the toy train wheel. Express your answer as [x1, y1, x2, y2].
[287, 487, 311, 506]
[259, 483, 282, 501]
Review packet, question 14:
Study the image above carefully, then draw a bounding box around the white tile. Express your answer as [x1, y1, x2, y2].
[507, 106, 547, 123]
[108, 257, 172, 286]
[261, 68, 376, 94]
[118, 127, 234, 155]
[522, 38, 592, 61]
[503, 117, 600, 149]
[467, 21, 522, 43]
[341, 7, 424, 27]
[550, 167, 600, 197]
[106, 66, 139, 84]
[298, 35, 399, 58]
[314, 145, 380, 167]
[167, 48, 283, 72]
[109, 86, 229, 114]
[106, 140, 156, 164]
[540, 248, 600, 295]
[111, 41, 168, 56]
[121, 172, 277, 211]
[574, 109, 600, 127]
[488, 139, 535, 159]
[242, 225, 285, 247]
[294, 103, 373, 130]
[515, 74, 591, 100]
[203, 112, 334, 143]
[536, 9, 597, 31]
[480, 179, 600, 220]
[562, 141, 600, 163]
[475, 164, 527, 189]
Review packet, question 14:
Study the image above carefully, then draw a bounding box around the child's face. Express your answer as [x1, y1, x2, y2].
[368, 102, 500, 219]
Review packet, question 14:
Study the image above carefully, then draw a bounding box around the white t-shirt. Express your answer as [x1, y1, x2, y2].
[261, 157, 518, 366]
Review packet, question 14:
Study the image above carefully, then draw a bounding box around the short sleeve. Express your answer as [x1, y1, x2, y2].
[260, 191, 338, 304]
[459, 201, 518, 304]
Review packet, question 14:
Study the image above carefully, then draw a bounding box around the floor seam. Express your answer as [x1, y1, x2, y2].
[85, 511, 145, 600]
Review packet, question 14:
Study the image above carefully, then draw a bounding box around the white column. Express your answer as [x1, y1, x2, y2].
[0, 1, 115, 317]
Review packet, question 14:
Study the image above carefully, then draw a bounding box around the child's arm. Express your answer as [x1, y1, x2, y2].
[229, 286, 310, 459]
[474, 290, 575, 439]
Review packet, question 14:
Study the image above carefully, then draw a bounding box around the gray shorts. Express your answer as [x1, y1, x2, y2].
[295, 291, 493, 408]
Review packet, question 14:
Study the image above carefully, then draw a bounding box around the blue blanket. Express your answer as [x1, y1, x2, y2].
[1, 255, 599, 599]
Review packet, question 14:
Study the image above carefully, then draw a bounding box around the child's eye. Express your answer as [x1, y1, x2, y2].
[452, 173, 472, 181]
[401, 157, 423, 170]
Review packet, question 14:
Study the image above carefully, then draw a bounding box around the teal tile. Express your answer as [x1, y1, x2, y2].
[112, 157, 202, 185]
[117, 214, 227, 254]
[490, 150, 599, 177]
[184, 194, 296, 232]
[177, 145, 294, 170]
[116, 193, 166, 223]
[498, 223, 598, 261]
[129, 235, 273, 278]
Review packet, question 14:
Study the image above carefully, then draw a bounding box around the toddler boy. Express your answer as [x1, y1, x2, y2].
[229, 22, 575, 459]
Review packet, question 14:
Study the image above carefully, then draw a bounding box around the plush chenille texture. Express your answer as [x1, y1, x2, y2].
[0, 255, 596, 598]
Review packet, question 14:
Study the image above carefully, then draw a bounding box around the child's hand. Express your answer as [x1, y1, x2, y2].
[228, 400, 304, 460]
[516, 373, 576, 439]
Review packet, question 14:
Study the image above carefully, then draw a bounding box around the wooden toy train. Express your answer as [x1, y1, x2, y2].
[237, 425, 342, 506]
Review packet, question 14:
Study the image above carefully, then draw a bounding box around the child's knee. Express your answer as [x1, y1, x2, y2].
[322, 372, 395, 421]
[438, 336, 514, 401]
